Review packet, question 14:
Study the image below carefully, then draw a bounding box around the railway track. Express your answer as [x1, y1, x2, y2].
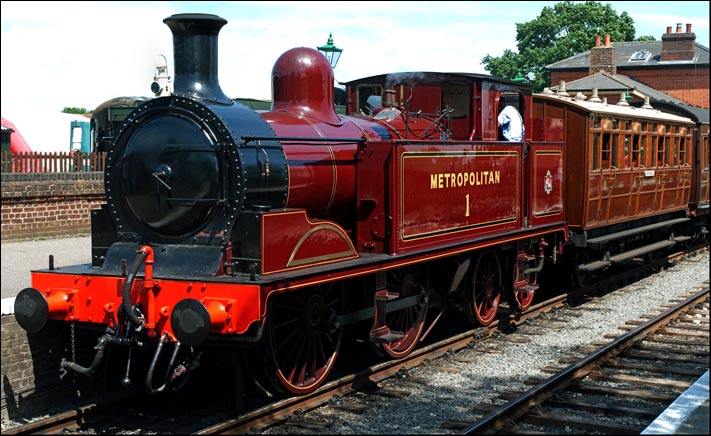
[174, 294, 570, 434]
[461, 285, 709, 434]
[3, 247, 707, 435]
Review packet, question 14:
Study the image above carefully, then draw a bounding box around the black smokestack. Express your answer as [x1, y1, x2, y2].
[163, 13, 232, 105]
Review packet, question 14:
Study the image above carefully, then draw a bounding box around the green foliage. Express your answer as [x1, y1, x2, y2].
[62, 107, 90, 114]
[482, 1, 637, 92]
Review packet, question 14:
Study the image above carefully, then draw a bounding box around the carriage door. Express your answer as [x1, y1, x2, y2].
[662, 125, 682, 210]
[598, 120, 616, 224]
[632, 122, 658, 216]
[629, 122, 645, 216]
[653, 125, 668, 213]
[587, 118, 608, 226]
[659, 124, 683, 211]
[676, 127, 692, 209]
[605, 122, 631, 223]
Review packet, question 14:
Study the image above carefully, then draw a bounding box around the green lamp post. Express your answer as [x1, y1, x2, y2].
[317, 33, 343, 69]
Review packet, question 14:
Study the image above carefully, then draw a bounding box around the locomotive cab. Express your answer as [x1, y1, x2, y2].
[345, 73, 532, 142]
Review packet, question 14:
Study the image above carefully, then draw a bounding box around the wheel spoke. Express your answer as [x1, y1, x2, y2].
[376, 266, 428, 359]
[264, 284, 344, 394]
[467, 251, 501, 326]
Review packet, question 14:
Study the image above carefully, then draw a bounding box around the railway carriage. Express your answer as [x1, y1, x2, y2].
[532, 93, 697, 285]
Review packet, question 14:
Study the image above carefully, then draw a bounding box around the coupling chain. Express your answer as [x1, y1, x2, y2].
[70, 320, 76, 363]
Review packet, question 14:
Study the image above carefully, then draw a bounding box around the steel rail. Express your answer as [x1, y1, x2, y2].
[460, 285, 710, 435]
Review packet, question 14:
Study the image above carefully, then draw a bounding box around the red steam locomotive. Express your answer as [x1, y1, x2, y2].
[13, 13, 706, 397]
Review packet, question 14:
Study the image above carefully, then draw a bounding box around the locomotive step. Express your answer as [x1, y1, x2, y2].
[609, 239, 676, 263]
[586, 217, 690, 245]
[578, 239, 677, 271]
[577, 259, 611, 272]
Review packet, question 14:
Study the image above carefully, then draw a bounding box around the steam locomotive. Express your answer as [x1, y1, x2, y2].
[13, 13, 707, 397]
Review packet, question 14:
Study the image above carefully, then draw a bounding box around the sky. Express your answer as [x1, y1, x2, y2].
[1, 1, 709, 151]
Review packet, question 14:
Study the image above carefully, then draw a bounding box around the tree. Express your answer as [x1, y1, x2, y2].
[482, 1, 638, 92]
[62, 107, 91, 114]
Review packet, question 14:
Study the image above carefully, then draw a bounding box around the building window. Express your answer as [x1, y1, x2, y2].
[629, 50, 651, 62]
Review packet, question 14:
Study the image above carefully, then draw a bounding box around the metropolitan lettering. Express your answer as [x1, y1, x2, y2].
[430, 171, 501, 189]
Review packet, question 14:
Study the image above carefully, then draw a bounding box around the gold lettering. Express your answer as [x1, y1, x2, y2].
[429, 170, 503, 189]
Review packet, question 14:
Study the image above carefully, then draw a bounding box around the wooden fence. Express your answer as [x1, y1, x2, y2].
[0, 151, 107, 173]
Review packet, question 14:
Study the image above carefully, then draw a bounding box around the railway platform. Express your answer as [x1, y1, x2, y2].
[642, 370, 710, 435]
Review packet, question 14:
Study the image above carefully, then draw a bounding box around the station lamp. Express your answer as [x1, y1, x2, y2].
[317, 33, 343, 69]
[512, 70, 526, 83]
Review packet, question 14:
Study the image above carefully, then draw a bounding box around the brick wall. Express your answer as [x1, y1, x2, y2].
[1, 314, 102, 421]
[1, 172, 106, 241]
[626, 66, 710, 109]
[1, 172, 108, 420]
[550, 65, 710, 109]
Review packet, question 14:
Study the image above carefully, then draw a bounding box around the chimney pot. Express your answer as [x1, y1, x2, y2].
[676, 23, 682, 33]
[604, 34, 610, 47]
[667, 26, 672, 34]
[686, 23, 692, 33]
[595, 35, 601, 47]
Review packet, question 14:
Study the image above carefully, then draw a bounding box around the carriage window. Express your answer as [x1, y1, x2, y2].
[611, 134, 619, 168]
[638, 135, 646, 167]
[631, 133, 643, 167]
[601, 132, 612, 169]
[623, 136, 630, 168]
[593, 132, 600, 169]
[679, 135, 687, 165]
[672, 137, 679, 165]
[655, 136, 666, 166]
[612, 119, 619, 129]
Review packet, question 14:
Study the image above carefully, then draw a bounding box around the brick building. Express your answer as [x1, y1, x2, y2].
[546, 23, 709, 109]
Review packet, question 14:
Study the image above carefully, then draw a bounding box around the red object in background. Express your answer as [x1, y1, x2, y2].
[1, 116, 33, 152]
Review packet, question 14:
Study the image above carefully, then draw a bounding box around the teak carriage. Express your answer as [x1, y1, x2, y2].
[533, 94, 700, 284]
